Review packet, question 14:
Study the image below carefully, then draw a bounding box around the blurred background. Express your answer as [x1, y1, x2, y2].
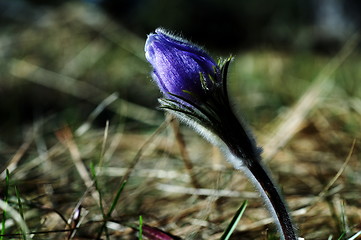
[1, 1, 361, 239]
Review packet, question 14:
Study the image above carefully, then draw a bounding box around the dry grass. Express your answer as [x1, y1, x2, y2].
[1, 2, 360, 240]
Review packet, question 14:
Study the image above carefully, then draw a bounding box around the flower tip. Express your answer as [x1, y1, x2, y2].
[145, 28, 168, 45]
[144, 28, 170, 53]
[144, 33, 156, 49]
[155, 27, 167, 35]
[144, 32, 161, 62]
[153, 28, 187, 46]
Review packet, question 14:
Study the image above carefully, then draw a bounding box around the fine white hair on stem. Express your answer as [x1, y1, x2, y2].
[226, 153, 292, 240]
[167, 110, 245, 170]
[166, 109, 296, 240]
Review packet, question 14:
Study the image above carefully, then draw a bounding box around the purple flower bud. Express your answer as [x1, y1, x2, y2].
[145, 28, 221, 103]
[144, 29, 297, 240]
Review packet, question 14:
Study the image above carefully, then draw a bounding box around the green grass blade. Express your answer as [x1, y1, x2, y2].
[90, 162, 105, 217]
[15, 187, 24, 220]
[337, 232, 346, 240]
[15, 186, 26, 240]
[220, 200, 248, 240]
[138, 215, 143, 240]
[106, 180, 127, 219]
[90, 162, 109, 240]
[1, 170, 10, 240]
[340, 200, 348, 235]
[91, 161, 127, 240]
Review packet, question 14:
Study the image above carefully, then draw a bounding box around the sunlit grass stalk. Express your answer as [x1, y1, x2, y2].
[347, 230, 361, 240]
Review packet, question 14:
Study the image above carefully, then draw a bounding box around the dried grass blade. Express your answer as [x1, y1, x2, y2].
[263, 34, 359, 161]
[309, 139, 356, 208]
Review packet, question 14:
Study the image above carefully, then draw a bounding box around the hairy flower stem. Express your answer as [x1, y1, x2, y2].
[240, 157, 296, 240]
[145, 28, 298, 239]
[224, 112, 296, 240]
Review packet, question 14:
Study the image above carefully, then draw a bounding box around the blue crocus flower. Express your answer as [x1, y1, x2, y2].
[145, 28, 298, 240]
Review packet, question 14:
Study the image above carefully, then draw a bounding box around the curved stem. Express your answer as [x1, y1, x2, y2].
[164, 101, 298, 239]
[238, 157, 297, 240]
[217, 110, 297, 239]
